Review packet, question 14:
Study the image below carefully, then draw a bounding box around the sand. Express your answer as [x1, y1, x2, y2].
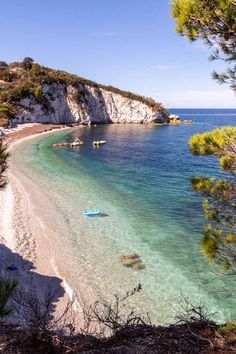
[0, 123, 81, 325]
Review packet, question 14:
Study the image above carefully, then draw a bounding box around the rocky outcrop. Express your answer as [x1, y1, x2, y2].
[11, 83, 169, 126]
[169, 114, 181, 125]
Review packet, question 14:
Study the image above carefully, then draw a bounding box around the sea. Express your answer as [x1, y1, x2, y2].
[13, 108, 236, 324]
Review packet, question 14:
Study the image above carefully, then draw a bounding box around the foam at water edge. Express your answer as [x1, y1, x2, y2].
[50, 257, 83, 314]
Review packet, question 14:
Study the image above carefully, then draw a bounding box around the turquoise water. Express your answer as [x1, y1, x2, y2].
[13, 109, 236, 324]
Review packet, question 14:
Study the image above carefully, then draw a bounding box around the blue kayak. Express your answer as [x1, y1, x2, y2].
[83, 210, 101, 216]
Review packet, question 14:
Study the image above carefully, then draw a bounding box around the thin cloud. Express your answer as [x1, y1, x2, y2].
[94, 31, 116, 38]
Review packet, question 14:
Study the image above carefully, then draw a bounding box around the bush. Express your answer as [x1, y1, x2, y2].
[0, 277, 17, 317]
[34, 85, 44, 102]
[0, 114, 9, 127]
[0, 70, 16, 82]
[22, 57, 34, 70]
[0, 104, 11, 115]
[0, 61, 8, 71]
[0, 104, 13, 126]
[31, 64, 48, 83]
[2, 83, 32, 103]
[31, 63, 43, 76]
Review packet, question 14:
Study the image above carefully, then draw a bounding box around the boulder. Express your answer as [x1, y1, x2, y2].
[119, 253, 145, 270]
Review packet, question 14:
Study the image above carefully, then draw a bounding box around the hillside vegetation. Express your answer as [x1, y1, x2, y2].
[0, 58, 167, 127]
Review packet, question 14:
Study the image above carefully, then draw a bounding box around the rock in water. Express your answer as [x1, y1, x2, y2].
[119, 253, 145, 270]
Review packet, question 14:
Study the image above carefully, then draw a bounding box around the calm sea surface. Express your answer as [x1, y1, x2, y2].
[14, 108, 236, 324]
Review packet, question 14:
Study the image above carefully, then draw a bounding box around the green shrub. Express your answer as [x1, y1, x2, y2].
[0, 105, 11, 115]
[2, 81, 33, 103]
[22, 57, 34, 70]
[0, 277, 17, 317]
[0, 113, 9, 127]
[0, 61, 8, 71]
[220, 321, 236, 342]
[0, 70, 16, 82]
[34, 85, 44, 101]
[31, 63, 42, 75]
[0, 104, 13, 127]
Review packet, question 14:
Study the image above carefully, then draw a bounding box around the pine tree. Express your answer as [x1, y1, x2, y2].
[189, 127, 236, 271]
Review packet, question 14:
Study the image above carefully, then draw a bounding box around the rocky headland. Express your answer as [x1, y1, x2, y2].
[0, 58, 169, 127]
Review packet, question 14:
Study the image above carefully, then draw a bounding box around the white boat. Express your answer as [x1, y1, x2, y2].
[93, 140, 106, 146]
[70, 138, 84, 147]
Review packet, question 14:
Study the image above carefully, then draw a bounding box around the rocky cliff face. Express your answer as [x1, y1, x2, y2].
[12, 83, 169, 126]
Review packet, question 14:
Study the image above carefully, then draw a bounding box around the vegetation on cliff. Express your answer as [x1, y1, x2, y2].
[0, 58, 168, 126]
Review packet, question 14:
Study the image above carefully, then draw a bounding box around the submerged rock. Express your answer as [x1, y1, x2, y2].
[119, 253, 145, 270]
[133, 260, 145, 270]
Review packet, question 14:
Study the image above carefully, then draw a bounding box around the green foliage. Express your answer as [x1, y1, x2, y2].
[0, 105, 11, 116]
[0, 61, 8, 70]
[22, 57, 34, 70]
[0, 104, 12, 127]
[34, 85, 44, 102]
[0, 70, 16, 82]
[0, 277, 17, 318]
[171, 0, 236, 91]
[1, 82, 32, 104]
[220, 320, 236, 333]
[220, 321, 236, 341]
[190, 127, 236, 271]
[190, 127, 236, 172]
[31, 63, 43, 76]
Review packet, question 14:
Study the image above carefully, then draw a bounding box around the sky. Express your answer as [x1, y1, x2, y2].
[0, 0, 235, 108]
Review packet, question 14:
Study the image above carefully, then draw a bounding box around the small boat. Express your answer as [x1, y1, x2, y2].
[52, 138, 84, 148]
[70, 141, 84, 147]
[183, 120, 192, 125]
[93, 140, 106, 146]
[83, 210, 101, 216]
[52, 143, 69, 147]
[70, 138, 84, 147]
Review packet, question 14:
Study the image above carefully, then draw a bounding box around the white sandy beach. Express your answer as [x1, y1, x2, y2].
[0, 124, 82, 324]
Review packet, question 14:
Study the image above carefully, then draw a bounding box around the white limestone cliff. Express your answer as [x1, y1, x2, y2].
[12, 83, 169, 125]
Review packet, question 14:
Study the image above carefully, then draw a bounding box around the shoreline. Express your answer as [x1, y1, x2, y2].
[0, 119, 233, 327]
[4, 123, 72, 146]
[2, 122, 172, 326]
[0, 123, 82, 324]
[3, 123, 158, 325]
